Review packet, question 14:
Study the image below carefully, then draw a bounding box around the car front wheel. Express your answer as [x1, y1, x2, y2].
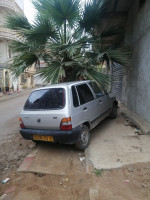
[75, 125, 90, 151]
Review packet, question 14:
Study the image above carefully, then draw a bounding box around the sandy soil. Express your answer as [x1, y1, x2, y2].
[0, 133, 35, 177]
[0, 135, 150, 200]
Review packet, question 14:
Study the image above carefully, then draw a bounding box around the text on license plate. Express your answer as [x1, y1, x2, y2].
[33, 135, 54, 142]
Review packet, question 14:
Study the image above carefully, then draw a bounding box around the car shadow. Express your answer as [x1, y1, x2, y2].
[35, 140, 80, 153]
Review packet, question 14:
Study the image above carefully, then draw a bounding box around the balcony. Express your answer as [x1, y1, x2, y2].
[0, 0, 23, 14]
[0, 27, 16, 40]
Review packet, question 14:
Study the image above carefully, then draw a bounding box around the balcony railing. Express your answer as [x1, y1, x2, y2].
[0, 27, 16, 40]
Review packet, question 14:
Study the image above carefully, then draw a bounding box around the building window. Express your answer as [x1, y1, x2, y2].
[21, 74, 26, 84]
[139, 0, 146, 9]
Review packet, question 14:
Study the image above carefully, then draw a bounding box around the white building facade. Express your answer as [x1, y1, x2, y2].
[0, 0, 24, 93]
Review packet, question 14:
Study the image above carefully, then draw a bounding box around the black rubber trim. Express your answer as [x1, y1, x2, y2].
[91, 108, 111, 124]
[20, 126, 81, 145]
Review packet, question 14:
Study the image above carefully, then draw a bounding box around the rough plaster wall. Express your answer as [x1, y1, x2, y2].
[0, 41, 8, 63]
[122, 0, 150, 123]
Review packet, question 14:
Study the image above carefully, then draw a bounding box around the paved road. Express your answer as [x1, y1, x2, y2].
[0, 91, 32, 138]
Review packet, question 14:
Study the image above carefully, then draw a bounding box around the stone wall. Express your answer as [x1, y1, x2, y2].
[122, 0, 150, 123]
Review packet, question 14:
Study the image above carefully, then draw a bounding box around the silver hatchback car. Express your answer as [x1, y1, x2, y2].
[19, 80, 118, 150]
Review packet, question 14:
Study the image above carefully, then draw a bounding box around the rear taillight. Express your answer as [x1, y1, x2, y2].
[60, 117, 72, 130]
[19, 117, 25, 129]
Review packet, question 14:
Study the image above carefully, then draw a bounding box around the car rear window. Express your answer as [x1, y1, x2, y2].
[24, 88, 65, 110]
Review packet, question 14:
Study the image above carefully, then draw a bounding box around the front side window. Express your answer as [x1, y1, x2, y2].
[24, 88, 65, 110]
[76, 84, 94, 105]
[89, 82, 104, 98]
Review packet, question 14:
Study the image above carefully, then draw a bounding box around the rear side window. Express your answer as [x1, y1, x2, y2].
[24, 88, 65, 110]
[76, 84, 94, 105]
[71, 86, 79, 107]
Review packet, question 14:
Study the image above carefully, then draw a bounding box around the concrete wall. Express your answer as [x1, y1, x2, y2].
[0, 40, 8, 63]
[122, 0, 150, 123]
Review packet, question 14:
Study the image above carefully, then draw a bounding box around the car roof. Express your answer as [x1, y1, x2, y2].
[33, 80, 91, 91]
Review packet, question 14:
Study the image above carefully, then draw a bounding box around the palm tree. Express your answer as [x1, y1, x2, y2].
[6, 0, 131, 90]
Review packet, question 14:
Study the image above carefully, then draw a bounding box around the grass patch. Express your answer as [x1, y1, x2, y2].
[92, 168, 104, 177]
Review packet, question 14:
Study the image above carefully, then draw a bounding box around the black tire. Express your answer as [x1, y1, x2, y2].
[75, 125, 90, 151]
[110, 103, 118, 119]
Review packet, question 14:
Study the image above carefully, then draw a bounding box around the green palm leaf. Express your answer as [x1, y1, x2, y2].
[6, 14, 31, 30]
[5, 0, 132, 91]
[38, 62, 65, 83]
[33, 0, 81, 27]
[24, 15, 59, 45]
[79, 0, 107, 33]
[9, 53, 39, 77]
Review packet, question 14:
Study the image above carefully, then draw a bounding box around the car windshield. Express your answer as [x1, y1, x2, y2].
[24, 88, 65, 110]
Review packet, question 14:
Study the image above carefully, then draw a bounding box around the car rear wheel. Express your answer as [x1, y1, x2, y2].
[75, 125, 90, 151]
[110, 103, 118, 119]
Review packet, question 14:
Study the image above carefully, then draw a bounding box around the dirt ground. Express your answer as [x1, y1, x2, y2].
[0, 133, 35, 178]
[0, 132, 150, 200]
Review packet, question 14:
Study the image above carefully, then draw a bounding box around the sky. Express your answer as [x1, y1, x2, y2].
[24, 0, 37, 23]
[24, 0, 85, 23]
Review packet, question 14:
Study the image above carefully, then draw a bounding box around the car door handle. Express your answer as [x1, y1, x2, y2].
[99, 100, 102, 103]
[83, 107, 87, 111]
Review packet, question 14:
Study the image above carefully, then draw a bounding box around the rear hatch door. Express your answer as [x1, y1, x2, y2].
[21, 87, 67, 130]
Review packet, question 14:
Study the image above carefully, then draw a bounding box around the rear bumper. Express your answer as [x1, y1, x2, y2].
[20, 126, 81, 144]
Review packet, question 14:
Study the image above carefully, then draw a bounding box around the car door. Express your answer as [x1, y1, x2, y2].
[71, 83, 97, 129]
[88, 81, 111, 126]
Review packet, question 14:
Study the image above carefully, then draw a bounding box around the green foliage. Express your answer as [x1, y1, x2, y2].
[79, 0, 107, 33]
[6, 0, 132, 89]
[92, 168, 104, 177]
[6, 14, 31, 30]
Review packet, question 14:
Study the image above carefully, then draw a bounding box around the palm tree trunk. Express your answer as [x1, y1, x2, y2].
[64, 19, 66, 44]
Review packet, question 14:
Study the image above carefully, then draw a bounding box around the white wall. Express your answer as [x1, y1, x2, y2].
[0, 41, 8, 64]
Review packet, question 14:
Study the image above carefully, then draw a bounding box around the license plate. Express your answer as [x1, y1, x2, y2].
[33, 135, 54, 142]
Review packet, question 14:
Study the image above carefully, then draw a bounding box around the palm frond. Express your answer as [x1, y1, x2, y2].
[101, 26, 124, 38]
[85, 51, 105, 64]
[33, 0, 81, 28]
[24, 15, 59, 45]
[106, 47, 132, 67]
[9, 53, 39, 77]
[6, 14, 31, 30]
[37, 62, 65, 84]
[79, 0, 108, 33]
[49, 35, 88, 58]
[10, 40, 38, 54]
[84, 68, 111, 91]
